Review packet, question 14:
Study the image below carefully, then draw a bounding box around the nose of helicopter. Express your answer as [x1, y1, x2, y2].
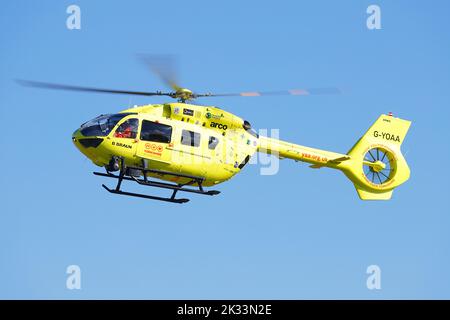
[71, 128, 106, 166]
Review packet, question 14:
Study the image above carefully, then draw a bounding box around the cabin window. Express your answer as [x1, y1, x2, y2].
[114, 118, 139, 139]
[140, 120, 172, 143]
[181, 130, 201, 147]
[208, 136, 219, 150]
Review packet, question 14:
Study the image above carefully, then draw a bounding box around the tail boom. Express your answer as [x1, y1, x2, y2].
[257, 137, 348, 168]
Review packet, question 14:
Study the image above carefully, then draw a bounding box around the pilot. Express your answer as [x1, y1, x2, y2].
[114, 120, 136, 139]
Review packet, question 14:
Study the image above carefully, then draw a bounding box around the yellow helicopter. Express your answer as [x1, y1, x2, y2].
[19, 59, 411, 203]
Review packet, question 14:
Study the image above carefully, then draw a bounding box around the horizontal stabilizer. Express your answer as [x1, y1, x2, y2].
[309, 155, 351, 169]
[329, 156, 350, 163]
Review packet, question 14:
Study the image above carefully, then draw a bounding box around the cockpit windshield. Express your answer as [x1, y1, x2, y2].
[80, 113, 134, 137]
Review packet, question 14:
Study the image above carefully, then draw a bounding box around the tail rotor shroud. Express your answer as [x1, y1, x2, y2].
[363, 147, 396, 185]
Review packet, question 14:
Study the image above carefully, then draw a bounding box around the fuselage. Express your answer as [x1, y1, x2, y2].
[72, 103, 411, 200]
[72, 103, 259, 186]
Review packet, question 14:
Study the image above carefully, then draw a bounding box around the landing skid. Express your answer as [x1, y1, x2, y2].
[93, 158, 220, 203]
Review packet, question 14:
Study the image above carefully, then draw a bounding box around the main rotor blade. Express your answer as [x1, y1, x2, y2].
[137, 54, 181, 92]
[199, 87, 341, 98]
[17, 80, 172, 97]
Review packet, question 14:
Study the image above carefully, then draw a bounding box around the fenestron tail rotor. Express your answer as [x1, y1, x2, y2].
[362, 147, 396, 185]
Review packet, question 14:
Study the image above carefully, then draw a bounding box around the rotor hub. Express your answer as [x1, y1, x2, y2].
[369, 160, 386, 173]
[174, 88, 194, 102]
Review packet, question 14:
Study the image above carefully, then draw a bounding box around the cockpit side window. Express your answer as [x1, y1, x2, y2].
[114, 118, 139, 139]
[80, 113, 134, 137]
[140, 120, 172, 143]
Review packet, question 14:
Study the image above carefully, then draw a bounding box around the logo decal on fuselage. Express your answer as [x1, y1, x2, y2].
[144, 143, 163, 156]
[205, 112, 223, 120]
[210, 122, 228, 130]
[112, 141, 132, 149]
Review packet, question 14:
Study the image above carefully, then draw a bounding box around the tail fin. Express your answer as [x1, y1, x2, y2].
[342, 114, 411, 200]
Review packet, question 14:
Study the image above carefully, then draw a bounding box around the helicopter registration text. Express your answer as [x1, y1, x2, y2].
[373, 130, 401, 143]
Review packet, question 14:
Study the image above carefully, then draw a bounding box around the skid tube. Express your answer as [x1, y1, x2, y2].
[93, 158, 220, 203]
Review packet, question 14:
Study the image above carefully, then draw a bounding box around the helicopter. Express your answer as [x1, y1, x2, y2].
[18, 57, 411, 203]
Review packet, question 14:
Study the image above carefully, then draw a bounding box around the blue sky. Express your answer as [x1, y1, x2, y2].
[1, 0, 449, 299]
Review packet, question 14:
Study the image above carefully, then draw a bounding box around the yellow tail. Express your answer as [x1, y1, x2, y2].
[342, 114, 411, 200]
[257, 114, 412, 200]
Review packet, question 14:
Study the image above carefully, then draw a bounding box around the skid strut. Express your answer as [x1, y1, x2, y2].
[94, 158, 220, 203]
